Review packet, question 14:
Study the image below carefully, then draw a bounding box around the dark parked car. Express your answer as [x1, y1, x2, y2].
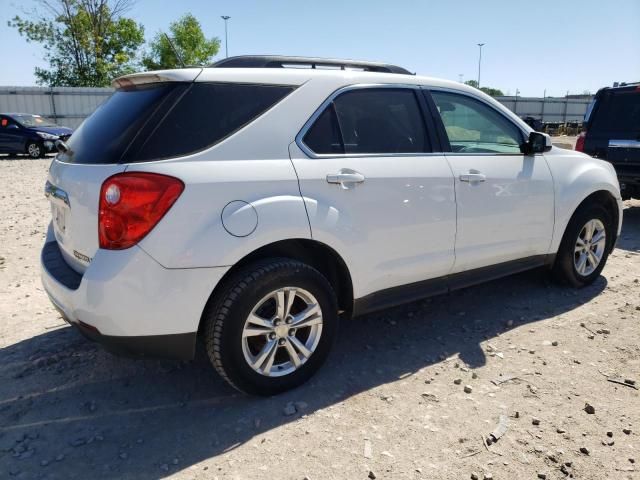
[522, 116, 543, 131]
[576, 83, 640, 199]
[0, 113, 73, 158]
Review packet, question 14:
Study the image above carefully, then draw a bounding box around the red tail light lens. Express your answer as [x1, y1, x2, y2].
[575, 131, 586, 152]
[99, 172, 184, 250]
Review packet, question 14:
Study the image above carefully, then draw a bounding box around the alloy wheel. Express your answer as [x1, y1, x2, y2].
[573, 218, 606, 277]
[241, 287, 323, 377]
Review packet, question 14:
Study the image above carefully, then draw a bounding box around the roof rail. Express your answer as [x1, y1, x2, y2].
[210, 55, 413, 75]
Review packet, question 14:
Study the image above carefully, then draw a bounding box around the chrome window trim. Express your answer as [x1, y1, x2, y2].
[609, 139, 640, 149]
[295, 83, 442, 159]
[426, 86, 531, 156]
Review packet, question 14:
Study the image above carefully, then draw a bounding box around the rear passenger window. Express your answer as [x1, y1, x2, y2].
[303, 106, 343, 154]
[134, 83, 294, 161]
[302, 88, 430, 155]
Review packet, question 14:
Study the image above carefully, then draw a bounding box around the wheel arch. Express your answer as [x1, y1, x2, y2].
[556, 189, 620, 255]
[198, 238, 354, 334]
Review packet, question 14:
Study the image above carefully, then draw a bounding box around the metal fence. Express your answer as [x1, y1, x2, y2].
[0, 86, 592, 129]
[495, 95, 592, 123]
[0, 86, 113, 129]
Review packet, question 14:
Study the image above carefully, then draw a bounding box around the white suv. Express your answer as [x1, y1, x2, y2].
[41, 56, 623, 395]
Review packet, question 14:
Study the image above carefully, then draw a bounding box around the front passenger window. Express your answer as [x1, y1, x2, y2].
[431, 91, 523, 154]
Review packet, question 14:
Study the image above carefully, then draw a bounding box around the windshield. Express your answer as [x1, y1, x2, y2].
[12, 114, 59, 128]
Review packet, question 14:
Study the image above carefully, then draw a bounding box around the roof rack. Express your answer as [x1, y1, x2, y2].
[210, 55, 413, 75]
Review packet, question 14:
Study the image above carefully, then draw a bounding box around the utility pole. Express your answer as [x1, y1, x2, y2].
[477, 43, 485, 87]
[221, 16, 231, 58]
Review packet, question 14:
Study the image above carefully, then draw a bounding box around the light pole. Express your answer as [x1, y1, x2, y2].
[477, 43, 485, 88]
[221, 16, 230, 58]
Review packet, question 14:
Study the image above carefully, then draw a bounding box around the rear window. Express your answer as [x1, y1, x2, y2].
[302, 88, 430, 155]
[59, 82, 294, 164]
[590, 89, 640, 134]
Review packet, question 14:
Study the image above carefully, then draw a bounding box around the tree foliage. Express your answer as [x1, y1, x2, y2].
[142, 14, 220, 70]
[464, 80, 504, 97]
[8, 0, 144, 87]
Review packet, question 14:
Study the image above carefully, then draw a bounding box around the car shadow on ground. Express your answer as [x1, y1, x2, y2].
[0, 209, 637, 479]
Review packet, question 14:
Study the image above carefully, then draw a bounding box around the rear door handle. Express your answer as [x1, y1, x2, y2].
[459, 171, 486, 183]
[326, 170, 366, 189]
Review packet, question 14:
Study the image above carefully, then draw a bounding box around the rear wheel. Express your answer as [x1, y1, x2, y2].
[26, 141, 44, 159]
[553, 203, 613, 287]
[203, 258, 338, 395]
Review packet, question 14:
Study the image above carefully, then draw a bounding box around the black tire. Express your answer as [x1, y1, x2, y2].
[203, 258, 338, 396]
[553, 202, 614, 287]
[26, 141, 44, 159]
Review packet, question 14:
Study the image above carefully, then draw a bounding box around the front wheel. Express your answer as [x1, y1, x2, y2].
[26, 141, 44, 159]
[203, 258, 338, 395]
[553, 203, 613, 287]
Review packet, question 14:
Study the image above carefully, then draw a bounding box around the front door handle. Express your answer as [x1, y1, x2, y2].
[459, 171, 486, 183]
[326, 169, 366, 189]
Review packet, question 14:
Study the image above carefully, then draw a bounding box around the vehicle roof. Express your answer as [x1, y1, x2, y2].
[115, 66, 478, 93]
[113, 66, 533, 135]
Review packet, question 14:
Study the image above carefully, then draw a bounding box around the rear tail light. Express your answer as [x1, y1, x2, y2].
[575, 131, 586, 152]
[99, 172, 184, 250]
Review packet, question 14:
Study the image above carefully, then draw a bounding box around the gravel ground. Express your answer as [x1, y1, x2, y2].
[0, 157, 638, 480]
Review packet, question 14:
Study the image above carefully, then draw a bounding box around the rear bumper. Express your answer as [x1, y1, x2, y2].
[41, 224, 229, 360]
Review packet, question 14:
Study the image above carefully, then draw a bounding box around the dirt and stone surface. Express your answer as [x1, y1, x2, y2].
[0, 156, 638, 480]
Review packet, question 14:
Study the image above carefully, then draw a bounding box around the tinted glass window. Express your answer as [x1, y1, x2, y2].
[431, 91, 523, 154]
[134, 83, 294, 161]
[302, 105, 343, 154]
[60, 83, 178, 164]
[590, 90, 640, 134]
[60, 82, 294, 164]
[334, 89, 429, 154]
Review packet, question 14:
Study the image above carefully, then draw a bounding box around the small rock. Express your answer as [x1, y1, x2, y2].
[557, 427, 567, 434]
[579, 447, 590, 455]
[601, 328, 610, 334]
[537, 473, 547, 479]
[283, 403, 297, 416]
[464, 385, 473, 394]
[55, 454, 65, 462]
[172, 458, 179, 465]
[471, 473, 479, 480]
[483, 473, 493, 480]
[624, 379, 636, 386]
[368, 471, 376, 479]
[630, 458, 635, 464]
[472, 372, 478, 379]
[119, 452, 128, 460]
[40, 460, 49, 467]
[532, 417, 541, 426]
[454, 378, 462, 385]
[607, 431, 613, 438]
[552, 341, 559, 346]
[294, 401, 308, 411]
[160, 464, 169, 472]
[584, 403, 596, 414]
[623, 428, 632, 435]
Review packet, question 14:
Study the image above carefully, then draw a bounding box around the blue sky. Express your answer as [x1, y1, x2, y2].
[1, 0, 639, 96]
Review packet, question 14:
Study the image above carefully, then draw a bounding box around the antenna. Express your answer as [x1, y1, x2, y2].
[163, 33, 185, 68]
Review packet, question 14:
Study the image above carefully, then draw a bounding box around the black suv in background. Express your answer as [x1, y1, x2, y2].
[577, 83, 640, 199]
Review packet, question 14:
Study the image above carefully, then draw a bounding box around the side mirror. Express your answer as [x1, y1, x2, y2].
[522, 131, 552, 154]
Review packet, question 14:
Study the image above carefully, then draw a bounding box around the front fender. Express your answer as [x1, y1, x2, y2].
[547, 149, 622, 253]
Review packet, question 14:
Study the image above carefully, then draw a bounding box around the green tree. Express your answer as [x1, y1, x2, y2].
[9, 0, 144, 87]
[464, 80, 504, 97]
[142, 14, 220, 70]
